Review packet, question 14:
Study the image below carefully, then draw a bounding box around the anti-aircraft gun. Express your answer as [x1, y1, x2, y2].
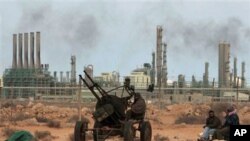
[74, 71, 152, 141]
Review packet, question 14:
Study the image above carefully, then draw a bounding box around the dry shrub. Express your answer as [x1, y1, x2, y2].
[154, 134, 170, 141]
[1, 127, 17, 137]
[175, 113, 205, 124]
[34, 130, 51, 139]
[11, 113, 32, 121]
[67, 114, 90, 123]
[1, 102, 16, 108]
[47, 120, 61, 128]
[36, 116, 49, 123]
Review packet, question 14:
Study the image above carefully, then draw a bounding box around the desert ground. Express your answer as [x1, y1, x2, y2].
[1, 101, 250, 141]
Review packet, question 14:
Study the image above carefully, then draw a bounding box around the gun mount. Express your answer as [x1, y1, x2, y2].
[74, 71, 152, 141]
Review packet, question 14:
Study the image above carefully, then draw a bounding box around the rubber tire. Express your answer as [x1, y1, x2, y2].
[140, 121, 152, 141]
[74, 121, 88, 141]
[123, 121, 135, 141]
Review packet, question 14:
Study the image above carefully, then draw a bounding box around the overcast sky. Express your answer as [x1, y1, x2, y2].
[0, 0, 250, 82]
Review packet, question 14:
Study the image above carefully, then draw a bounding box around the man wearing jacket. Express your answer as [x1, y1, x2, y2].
[126, 92, 146, 120]
[200, 110, 221, 141]
[213, 106, 240, 140]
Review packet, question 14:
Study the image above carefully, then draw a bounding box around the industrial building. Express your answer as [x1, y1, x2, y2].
[94, 71, 120, 87]
[126, 63, 151, 88]
[2, 32, 76, 99]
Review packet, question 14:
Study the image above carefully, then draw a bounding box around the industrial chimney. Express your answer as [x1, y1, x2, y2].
[151, 52, 155, 84]
[12, 34, 17, 69]
[60, 71, 63, 83]
[233, 57, 237, 87]
[162, 43, 168, 87]
[54, 71, 57, 82]
[36, 32, 41, 69]
[30, 32, 35, 68]
[24, 33, 29, 68]
[156, 26, 163, 87]
[71, 56, 76, 84]
[17, 33, 23, 68]
[66, 71, 70, 83]
[203, 62, 209, 87]
[241, 62, 245, 88]
[218, 42, 230, 88]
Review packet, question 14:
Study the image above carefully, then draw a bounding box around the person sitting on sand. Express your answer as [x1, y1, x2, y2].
[199, 110, 221, 141]
[213, 106, 240, 140]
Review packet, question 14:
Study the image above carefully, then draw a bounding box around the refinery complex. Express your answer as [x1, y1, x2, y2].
[0, 26, 249, 102]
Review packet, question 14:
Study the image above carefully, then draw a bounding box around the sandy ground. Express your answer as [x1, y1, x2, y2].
[1, 102, 249, 141]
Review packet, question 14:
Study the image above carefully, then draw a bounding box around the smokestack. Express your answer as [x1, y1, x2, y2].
[233, 57, 237, 87]
[230, 72, 233, 87]
[24, 33, 29, 68]
[162, 43, 167, 87]
[17, 33, 23, 68]
[36, 32, 41, 69]
[203, 62, 209, 87]
[12, 34, 17, 69]
[156, 26, 163, 87]
[218, 42, 230, 88]
[30, 32, 35, 68]
[60, 71, 63, 83]
[241, 62, 245, 88]
[192, 75, 197, 87]
[71, 56, 76, 84]
[54, 71, 57, 82]
[151, 52, 155, 84]
[66, 71, 70, 83]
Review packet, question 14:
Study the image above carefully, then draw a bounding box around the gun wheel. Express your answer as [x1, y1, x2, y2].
[140, 121, 152, 141]
[74, 121, 88, 141]
[93, 122, 106, 141]
[123, 121, 135, 141]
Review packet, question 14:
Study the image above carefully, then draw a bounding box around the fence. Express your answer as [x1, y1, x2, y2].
[1, 86, 250, 105]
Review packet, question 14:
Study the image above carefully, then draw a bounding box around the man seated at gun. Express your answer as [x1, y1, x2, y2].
[198, 110, 221, 141]
[126, 92, 146, 120]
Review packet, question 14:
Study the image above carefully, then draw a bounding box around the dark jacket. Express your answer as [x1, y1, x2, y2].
[223, 113, 240, 127]
[206, 116, 221, 129]
[131, 97, 146, 114]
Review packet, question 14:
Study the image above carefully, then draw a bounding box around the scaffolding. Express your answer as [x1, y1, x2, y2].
[2, 68, 77, 100]
[3, 68, 52, 98]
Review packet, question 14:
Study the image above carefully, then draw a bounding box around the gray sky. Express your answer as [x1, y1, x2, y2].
[0, 0, 250, 82]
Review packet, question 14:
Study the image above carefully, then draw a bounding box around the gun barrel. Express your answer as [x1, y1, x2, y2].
[79, 75, 101, 101]
[83, 71, 108, 96]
